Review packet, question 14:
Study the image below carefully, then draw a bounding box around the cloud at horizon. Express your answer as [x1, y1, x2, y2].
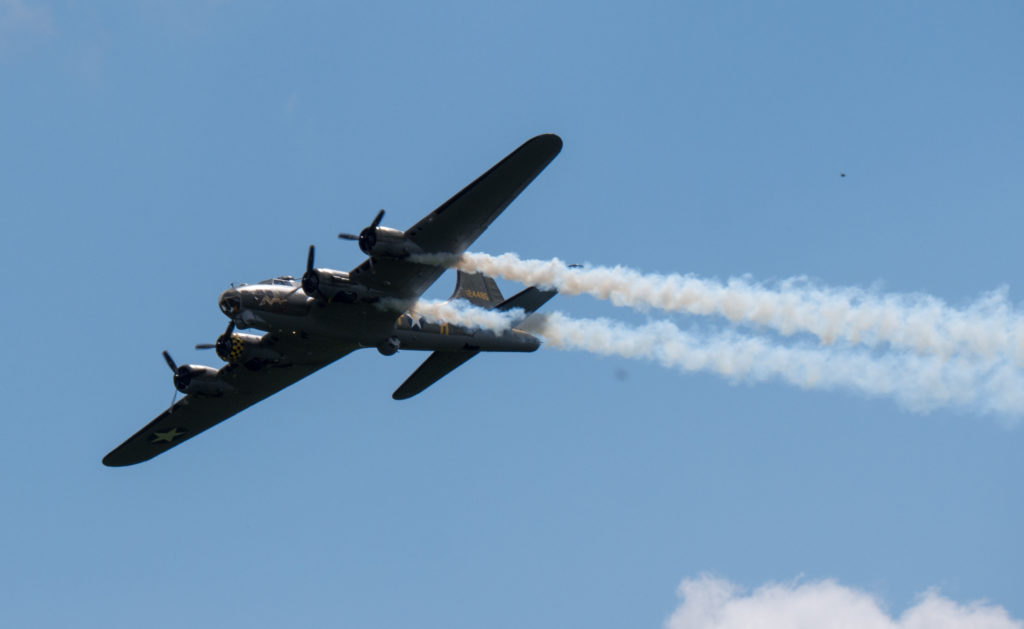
[667, 575, 1021, 629]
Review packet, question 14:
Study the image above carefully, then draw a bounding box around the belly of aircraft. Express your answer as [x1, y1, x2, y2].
[240, 302, 401, 345]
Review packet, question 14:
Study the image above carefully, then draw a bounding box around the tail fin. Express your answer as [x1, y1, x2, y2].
[451, 270, 555, 321]
[450, 271, 504, 308]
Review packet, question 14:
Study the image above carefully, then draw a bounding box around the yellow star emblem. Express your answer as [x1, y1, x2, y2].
[152, 427, 186, 443]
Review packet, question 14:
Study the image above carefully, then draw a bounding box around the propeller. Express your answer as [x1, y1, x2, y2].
[300, 244, 323, 297]
[163, 350, 192, 395]
[195, 320, 236, 362]
[163, 350, 178, 372]
[339, 209, 385, 255]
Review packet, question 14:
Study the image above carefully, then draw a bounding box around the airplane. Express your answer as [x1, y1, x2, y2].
[103, 133, 563, 467]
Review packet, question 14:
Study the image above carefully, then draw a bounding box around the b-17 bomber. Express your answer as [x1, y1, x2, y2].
[103, 134, 563, 466]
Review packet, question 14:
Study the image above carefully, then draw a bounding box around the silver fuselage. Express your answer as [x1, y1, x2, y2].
[218, 277, 540, 354]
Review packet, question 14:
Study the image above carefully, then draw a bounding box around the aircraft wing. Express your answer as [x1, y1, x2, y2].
[348, 133, 562, 302]
[103, 336, 357, 467]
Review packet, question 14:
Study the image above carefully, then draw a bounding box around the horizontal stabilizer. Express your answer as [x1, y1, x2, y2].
[495, 286, 558, 322]
[392, 349, 481, 400]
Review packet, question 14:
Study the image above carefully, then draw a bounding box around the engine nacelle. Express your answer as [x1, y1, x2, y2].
[217, 333, 283, 369]
[172, 364, 233, 396]
[303, 268, 375, 303]
[359, 227, 424, 259]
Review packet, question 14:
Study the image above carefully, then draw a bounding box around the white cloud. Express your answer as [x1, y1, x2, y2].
[667, 576, 1021, 629]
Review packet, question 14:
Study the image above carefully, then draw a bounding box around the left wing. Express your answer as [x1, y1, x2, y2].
[348, 133, 562, 302]
[103, 336, 356, 467]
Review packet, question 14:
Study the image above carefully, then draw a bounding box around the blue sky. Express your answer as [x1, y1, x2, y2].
[2, 1, 1022, 627]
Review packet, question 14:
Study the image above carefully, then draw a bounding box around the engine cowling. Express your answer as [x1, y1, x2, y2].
[302, 268, 372, 303]
[217, 333, 282, 369]
[359, 227, 424, 259]
[300, 246, 377, 303]
[340, 209, 425, 260]
[172, 364, 233, 396]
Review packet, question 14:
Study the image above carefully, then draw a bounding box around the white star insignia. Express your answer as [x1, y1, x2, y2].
[152, 427, 186, 443]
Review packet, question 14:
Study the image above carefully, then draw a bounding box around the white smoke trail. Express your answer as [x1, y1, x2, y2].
[401, 298, 523, 333]
[398, 295, 1024, 418]
[416, 252, 1024, 364]
[522, 312, 1024, 418]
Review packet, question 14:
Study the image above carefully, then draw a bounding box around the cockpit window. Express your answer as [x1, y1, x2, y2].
[257, 276, 298, 286]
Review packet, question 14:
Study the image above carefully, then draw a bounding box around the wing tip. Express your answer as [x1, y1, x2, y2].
[531, 133, 563, 155]
[102, 445, 154, 466]
[102, 442, 159, 467]
[101, 452, 132, 467]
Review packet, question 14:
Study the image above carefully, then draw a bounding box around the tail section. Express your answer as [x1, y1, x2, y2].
[450, 271, 504, 308]
[449, 270, 556, 318]
[392, 272, 556, 400]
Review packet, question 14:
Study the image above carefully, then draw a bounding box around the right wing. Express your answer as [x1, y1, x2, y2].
[103, 336, 357, 467]
[348, 133, 562, 302]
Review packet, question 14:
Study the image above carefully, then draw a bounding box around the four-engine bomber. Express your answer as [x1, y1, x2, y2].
[104, 133, 564, 466]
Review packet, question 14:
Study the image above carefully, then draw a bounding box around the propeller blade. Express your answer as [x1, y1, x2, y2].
[338, 233, 359, 240]
[306, 244, 315, 273]
[370, 209, 385, 229]
[162, 350, 177, 372]
[195, 320, 236, 350]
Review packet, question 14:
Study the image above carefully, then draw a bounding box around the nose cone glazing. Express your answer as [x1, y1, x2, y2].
[219, 289, 242, 317]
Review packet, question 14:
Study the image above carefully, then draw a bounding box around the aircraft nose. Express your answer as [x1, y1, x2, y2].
[219, 289, 242, 317]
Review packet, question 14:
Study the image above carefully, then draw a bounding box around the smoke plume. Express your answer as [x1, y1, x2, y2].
[400, 298, 523, 333]
[522, 312, 1024, 417]
[406, 252, 1024, 419]
[418, 252, 1024, 364]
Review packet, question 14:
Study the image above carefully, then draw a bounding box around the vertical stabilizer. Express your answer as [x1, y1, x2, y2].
[450, 271, 504, 308]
